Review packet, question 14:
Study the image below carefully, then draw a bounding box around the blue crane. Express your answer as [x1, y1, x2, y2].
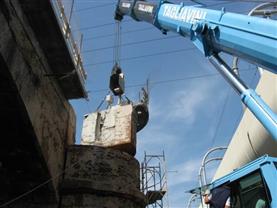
[115, 0, 277, 140]
[114, 1, 277, 207]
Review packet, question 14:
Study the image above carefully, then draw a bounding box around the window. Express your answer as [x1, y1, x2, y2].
[230, 171, 270, 208]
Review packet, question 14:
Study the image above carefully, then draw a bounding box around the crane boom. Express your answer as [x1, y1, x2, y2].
[115, 0, 277, 140]
[115, 1, 277, 72]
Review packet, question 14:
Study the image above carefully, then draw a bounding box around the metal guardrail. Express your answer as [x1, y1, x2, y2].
[50, 0, 87, 85]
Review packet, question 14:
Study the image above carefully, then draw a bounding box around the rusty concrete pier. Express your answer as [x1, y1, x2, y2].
[61, 145, 145, 208]
[0, 0, 86, 207]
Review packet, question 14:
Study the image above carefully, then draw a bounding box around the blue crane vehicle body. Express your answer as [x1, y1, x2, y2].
[114, 1, 277, 207]
[190, 155, 277, 207]
[208, 155, 277, 208]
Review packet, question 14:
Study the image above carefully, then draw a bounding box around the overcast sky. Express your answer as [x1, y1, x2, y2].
[68, 0, 266, 207]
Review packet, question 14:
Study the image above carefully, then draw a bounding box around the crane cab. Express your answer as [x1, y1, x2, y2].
[190, 156, 277, 208]
[210, 156, 276, 208]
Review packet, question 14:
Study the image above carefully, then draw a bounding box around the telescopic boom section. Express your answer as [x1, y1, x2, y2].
[115, 0, 277, 73]
[115, 0, 158, 23]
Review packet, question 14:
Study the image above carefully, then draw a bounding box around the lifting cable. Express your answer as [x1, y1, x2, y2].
[113, 20, 122, 66]
[109, 20, 125, 103]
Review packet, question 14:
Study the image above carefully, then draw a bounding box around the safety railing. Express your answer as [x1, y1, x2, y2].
[50, 0, 87, 85]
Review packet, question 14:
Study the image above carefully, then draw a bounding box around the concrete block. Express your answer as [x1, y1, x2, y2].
[81, 104, 137, 155]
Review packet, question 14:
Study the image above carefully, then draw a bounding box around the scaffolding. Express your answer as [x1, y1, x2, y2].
[141, 151, 168, 208]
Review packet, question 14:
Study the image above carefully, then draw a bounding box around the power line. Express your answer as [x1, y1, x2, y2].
[88, 68, 254, 93]
[83, 27, 154, 41]
[90, 73, 221, 93]
[209, 66, 258, 146]
[83, 35, 179, 53]
[84, 47, 196, 67]
[74, 3, 114, 12]
[210, 88, 231, 147]
[77, 19, 132, 31]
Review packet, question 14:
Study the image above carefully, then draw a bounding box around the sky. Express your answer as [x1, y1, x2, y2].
[66, 0, 269, 207]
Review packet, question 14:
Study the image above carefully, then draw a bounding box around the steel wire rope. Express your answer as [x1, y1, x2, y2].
[95, 91, 111, 111]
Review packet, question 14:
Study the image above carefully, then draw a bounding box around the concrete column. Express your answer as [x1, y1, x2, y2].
[61, 145, 146, 208]
[0, 0, 81, 206]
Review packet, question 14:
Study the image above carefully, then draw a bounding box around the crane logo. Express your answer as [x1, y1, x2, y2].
[122, 2, 131, 8]
[138, 4, 154, 14]
[163, 5, 207, 24]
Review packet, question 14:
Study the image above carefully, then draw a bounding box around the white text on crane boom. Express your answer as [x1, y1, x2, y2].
[163, 5, 207, 24]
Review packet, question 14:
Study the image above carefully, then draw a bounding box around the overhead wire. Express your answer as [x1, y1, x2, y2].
[209, 66, 259, 147]
[84, 47, 196, 67]
[88, 67, 255, 93]
[83, 35, 180, 53]
[76, 19, 132, 31]
[74, 3, 114, 12]
[210, 88, 232, 147]
[84, 36, 261, 66]
[83, 27, 154, 41]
